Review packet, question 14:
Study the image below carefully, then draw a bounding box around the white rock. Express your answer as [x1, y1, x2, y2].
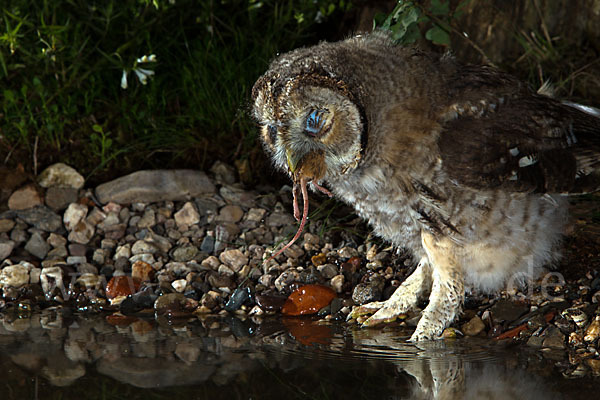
[0, 264, 30, 288]
[171, 279, 187, 293]
[40, 266, 65, 295]
[38, 163, 85, 189]
[63, 203, 88, 231]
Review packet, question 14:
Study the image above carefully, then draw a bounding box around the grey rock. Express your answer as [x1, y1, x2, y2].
[68, 243, 87, 256]
[317, 263, 338, 279]
[352, 282, 383, 305]
[131, 240, 159, 255]
[542, 325, 566, 349]
[214, 224, 240, 254]
[283, 244, 304, 259]
[0, 239, 15, 260]
[45, 186, 78, 211]
[266, 212, 294, 228]
[274, 269, 301, 292]
[245, 208, 267, 222]
[210, 161, 236, 184]
[10, 228, 28, 244]
[66, 256, 87, 265]
[200, 235, 215, 253]
[0, 219, 15, 233]
[171, 245, 200, 262]
[16, 206, 62, 232]
[37, 163, 84, 189]
[219, 185, 256, 206]
[137, 208, 156, 229]
[95, 170, 215, 204]
[24, 231, 50, 259]
[145, 231, 172, 253]
[174, 202, 200, 227]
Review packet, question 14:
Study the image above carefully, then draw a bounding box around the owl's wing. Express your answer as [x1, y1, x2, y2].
[438, 87, 600, 195]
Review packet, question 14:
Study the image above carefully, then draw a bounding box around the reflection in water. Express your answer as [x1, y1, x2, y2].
[0, 310, 593, 399]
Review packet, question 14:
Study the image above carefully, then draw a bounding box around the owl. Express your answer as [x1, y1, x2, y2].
[251, 31, 600, 341]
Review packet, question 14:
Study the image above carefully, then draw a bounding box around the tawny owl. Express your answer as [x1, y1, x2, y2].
[251, 31, 600, 341]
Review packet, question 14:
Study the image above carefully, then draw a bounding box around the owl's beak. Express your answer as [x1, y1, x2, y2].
[286, 148, 302, 175]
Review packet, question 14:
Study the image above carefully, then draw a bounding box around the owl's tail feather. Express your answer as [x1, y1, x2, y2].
[264, 177, 310, 264]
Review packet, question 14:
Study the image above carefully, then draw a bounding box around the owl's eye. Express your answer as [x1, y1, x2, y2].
[304, 109, 327, 137]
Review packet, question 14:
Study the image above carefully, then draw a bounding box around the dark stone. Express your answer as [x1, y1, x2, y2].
[16, 206, 63, 232]
[489, 299, 529, 324]
[225, 287, 251, 312]
[255, 293, 286, 312]
[45, 186, 78, 211]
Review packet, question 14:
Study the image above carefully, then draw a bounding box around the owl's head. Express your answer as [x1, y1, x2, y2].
[251, 44, 367, 186]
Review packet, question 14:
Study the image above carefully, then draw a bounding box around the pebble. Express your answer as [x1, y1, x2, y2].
[462, 316, 486, 336]
[131, 260, 154, 282]
[174, 202, 200, 228]
[37, 163, 85, 189]
[219, 249, 248, 272]
[216, 205, 244, 223]
[542, 325, 566, 349]
[8, 184, 43, 210]
[330, 274, 345, 293]
[0, 219, 15, 233]
[45, 186, 78, 211]
[0, 240, 15, 260]
[16, 206, 62, 232]
[63, 203, 88, 230]
[171, 245, 200, 262]
[0, 264, 30, 288]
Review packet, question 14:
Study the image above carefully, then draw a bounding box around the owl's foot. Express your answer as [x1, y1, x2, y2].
[350, 258, 432, 326]
[407, 233, 465, 342]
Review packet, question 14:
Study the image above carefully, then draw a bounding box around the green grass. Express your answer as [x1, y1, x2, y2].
[0, 0, 351, 183]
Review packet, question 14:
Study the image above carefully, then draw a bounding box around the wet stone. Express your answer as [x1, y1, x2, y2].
[542, 325, 566, 349]
[275, 269, 301, 292]
[255, 293, 286, 312]
[352, 282, 382, 305]
[0, 264, 30, 288]
[489, 299, 529, 324]
[24, 231, 50, 259]
[154, 292, 187, 314]
[462, 316, 486, 336]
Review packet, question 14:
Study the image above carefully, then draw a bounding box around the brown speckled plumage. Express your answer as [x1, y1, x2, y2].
[251, 31, 600, 341]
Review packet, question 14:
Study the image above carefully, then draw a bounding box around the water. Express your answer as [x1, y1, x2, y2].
[0, 310, 596, 399]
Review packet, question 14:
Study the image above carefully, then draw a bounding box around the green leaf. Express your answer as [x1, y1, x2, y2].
[401, 23, 422, 44]
[425, 26, 450, 46]
[430, 0, 450, 16]
[92, 124, 103, 133]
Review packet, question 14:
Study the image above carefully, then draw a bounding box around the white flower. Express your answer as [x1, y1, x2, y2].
[133, 68, 155, 85]
[136, 54, 157, 64]
[120, 70, 128, 89]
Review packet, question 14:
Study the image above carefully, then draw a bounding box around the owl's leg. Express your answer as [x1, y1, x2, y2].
[350, 257, 432, 324]
[409, 232, 464, 341]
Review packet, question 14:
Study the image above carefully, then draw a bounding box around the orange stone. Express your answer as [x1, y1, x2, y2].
[131, 260, 154, 281]
[282, 317, 333, 345]
[105, 276, 141, 299]
[310, 253, 327, 266]
[281, 284, 336, 316]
